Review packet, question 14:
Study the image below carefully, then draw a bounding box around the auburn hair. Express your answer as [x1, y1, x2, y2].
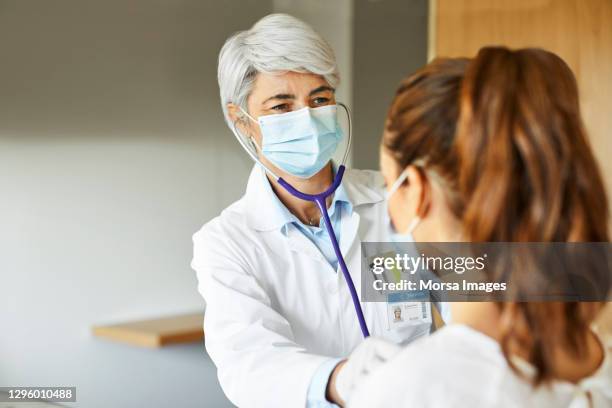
[384, 48, 609, 384]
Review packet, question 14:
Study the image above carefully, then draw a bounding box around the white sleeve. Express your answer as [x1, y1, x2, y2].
[192, 225, 331, 408]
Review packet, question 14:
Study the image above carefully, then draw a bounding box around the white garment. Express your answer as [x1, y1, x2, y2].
[348, 324, 612, 408]
[335, 337, 402, 402]
[192, 165, 434, 408]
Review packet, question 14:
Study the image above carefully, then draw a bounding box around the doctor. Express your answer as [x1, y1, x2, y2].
[192, 14, 434, 407]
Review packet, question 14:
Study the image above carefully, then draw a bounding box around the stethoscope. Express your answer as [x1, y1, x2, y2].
[232, 103, 370, 338]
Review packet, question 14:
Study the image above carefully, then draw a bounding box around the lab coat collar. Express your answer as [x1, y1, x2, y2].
[244, 164, 383, 232]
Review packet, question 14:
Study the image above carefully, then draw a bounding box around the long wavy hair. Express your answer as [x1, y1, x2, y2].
[383, 48, 609, 384]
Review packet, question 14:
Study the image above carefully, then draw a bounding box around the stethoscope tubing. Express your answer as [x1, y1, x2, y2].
[278, 166, 370, 338]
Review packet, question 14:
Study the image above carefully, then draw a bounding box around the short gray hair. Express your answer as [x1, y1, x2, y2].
[217, 13, 340, 128]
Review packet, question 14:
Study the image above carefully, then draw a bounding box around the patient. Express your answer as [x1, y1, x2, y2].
[349, 48, 612, 407]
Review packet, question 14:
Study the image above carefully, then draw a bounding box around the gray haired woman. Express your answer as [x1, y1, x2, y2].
[192, 14, 436, 407]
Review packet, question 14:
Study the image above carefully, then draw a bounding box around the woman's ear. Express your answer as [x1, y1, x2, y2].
[227, 103, 252, 135]
[227, 103, 243, 124]
[404, 165, 430, 219]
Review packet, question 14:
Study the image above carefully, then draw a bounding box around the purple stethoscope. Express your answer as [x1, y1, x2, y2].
[233, 103, 370, 338]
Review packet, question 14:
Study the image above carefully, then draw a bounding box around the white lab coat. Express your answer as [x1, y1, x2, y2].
[192, 165, 432, 407]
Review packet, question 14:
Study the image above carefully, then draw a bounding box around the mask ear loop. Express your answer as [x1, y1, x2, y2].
[386, 161, 426, 234]
[406, 161, 430, 236]
[239, 107, 257, 124]
[385, 169, 409, 200]
[231, 115, 281, 180]
[406, 216, 421, 235]
[236, 108, 264, 152]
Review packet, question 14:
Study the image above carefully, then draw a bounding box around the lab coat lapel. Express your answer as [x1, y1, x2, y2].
[339, 168, 384, 262]
[244, 165, 293, 232]
[284, 225, 327, 263]
[340, 209, 360, 259]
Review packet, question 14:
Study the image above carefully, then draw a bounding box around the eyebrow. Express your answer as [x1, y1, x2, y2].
[309, 85, 335, 96]
[261, 85, 336, 105]
[262, 93, 294, 104]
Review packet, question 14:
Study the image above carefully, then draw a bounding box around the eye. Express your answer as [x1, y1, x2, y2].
[271, 103, 290, 112]
[312, 97, 330, 106]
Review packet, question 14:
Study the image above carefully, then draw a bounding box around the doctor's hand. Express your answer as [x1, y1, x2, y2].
[333, 337, 402, 406]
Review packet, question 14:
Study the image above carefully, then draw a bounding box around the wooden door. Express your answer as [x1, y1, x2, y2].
[431, 0, 612, 333]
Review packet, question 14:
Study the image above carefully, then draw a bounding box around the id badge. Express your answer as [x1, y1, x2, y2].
[386, 291, 432, 330]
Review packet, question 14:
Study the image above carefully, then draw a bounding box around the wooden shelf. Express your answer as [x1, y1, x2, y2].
[92, 312, 204, 348]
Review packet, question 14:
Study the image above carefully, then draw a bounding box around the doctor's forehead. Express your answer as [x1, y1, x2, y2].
[248, 72, 333, 102]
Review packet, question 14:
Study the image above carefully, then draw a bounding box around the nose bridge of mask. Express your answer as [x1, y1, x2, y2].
[259, 106, 337, 151]
[239, 107, 314, 156]
[239, 106, 319, 150]
[259, 107, 315, 145]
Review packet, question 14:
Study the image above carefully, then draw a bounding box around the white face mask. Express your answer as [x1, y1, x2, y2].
[386, 168, 421, 242]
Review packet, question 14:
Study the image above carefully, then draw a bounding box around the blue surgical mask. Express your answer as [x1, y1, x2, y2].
[386, 169, 421, 242]
[241, 105, 343, 179]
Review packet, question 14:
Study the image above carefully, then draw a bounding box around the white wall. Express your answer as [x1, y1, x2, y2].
[0, 1, 354, 407]
[0, 1, 267, 407]
[0, 138, 247, 408]
[352, 0, 428, 169]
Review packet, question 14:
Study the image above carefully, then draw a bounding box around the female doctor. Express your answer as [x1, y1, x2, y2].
[192, 13, 434, 408]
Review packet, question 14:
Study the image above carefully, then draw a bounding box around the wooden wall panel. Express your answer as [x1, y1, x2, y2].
[433, 0, 612, 334]
[433, 0, 612, 228]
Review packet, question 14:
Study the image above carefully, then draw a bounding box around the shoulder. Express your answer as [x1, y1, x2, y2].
[194, 199, 247, 240]
[348, 339, 435, 408]
[192, 197, 256, 264]
[344, 168, 385, 190]
[349, 331, 450, 407]
[349, 325, 507, 408]
[341, 168, 386, 210]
